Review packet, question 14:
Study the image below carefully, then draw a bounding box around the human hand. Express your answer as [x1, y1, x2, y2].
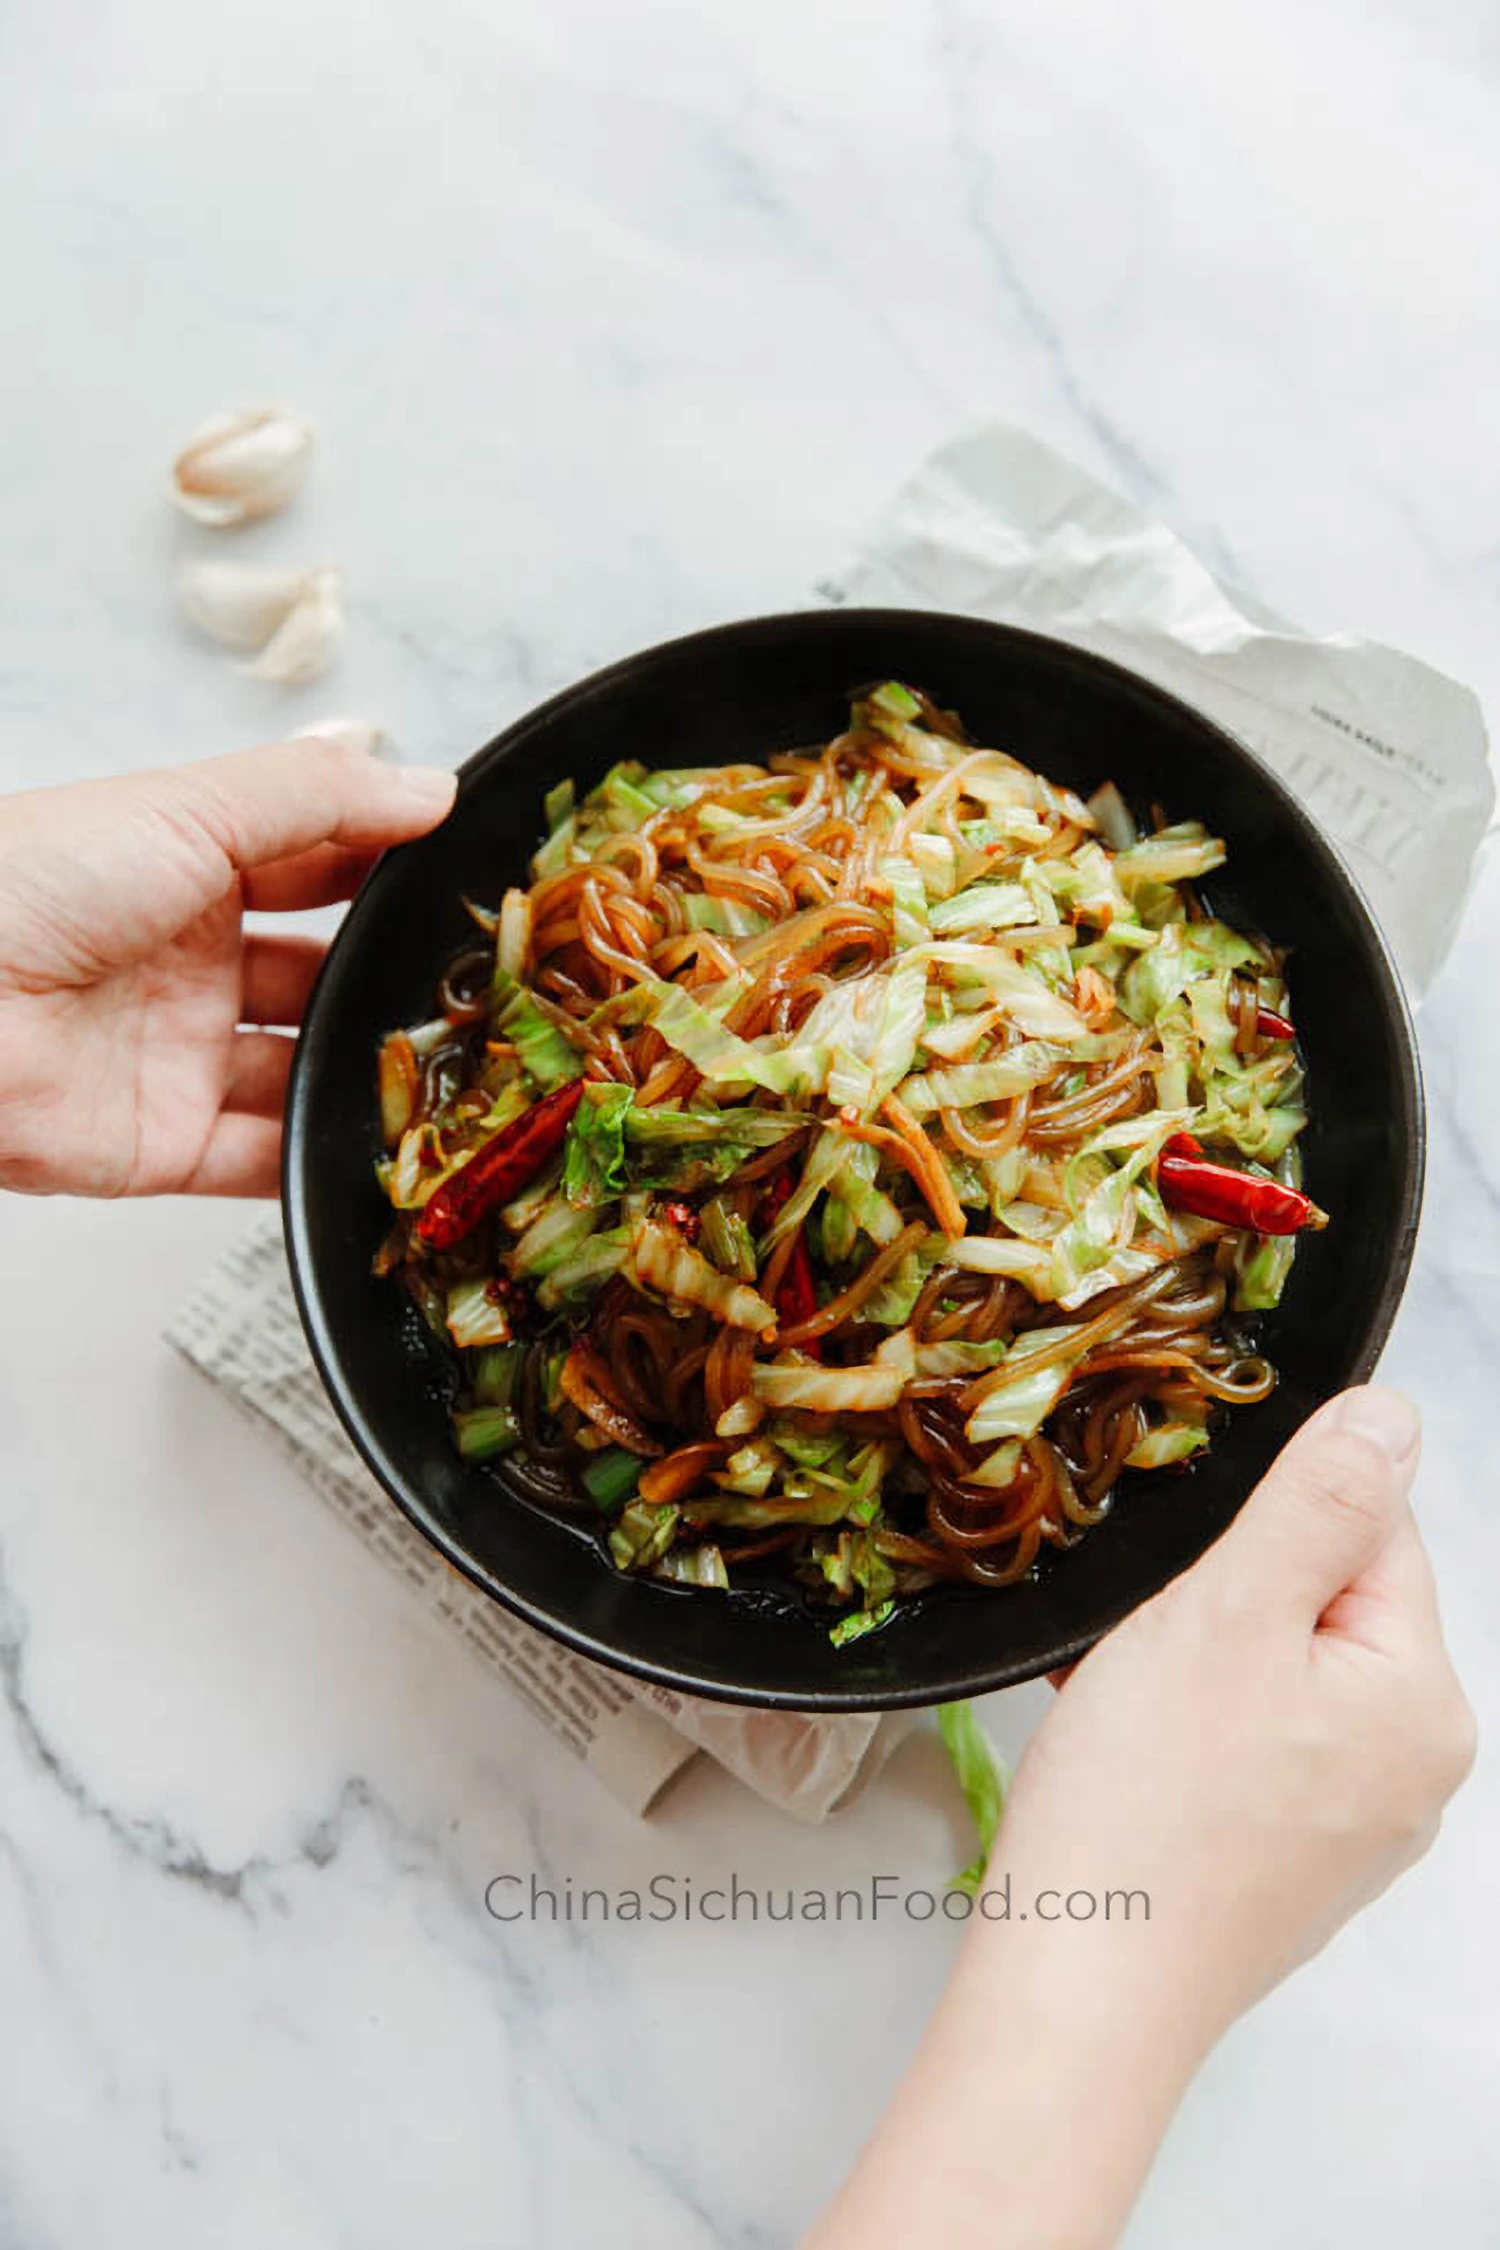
[1003, 1384, 1475, 2042]
[807, 1390, 1475, 2249]
[0, 729, 456, 1198]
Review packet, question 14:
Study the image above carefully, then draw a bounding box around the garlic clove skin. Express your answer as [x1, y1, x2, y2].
[245, 567, 343, 685]
[176, 558, 343, 685]
[169, 405, 314, 526]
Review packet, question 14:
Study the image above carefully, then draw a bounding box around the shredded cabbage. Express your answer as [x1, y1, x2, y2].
[914, 1338, 1010, 1377]
[752, 1355, 907, 1413]
[623, 1105, 810, 1148]
[717, 1438, 780, 1496]
[880, 856, 931, 948]
[864, 1238, 944, 1326]
[912, 946, 1090, 1041]
[829, 1599, 895, 1648]
[964, 1327, 1090, 1444]
[536, 1227, 631, 1309]
[382, 678, 1317, 1644]
[939, 1702, 1008, 1895]
[927, 881, 1035, 935]
[1114, 824, 1227, 889]
[899, 1043, 1069, 1117]
[760, 1128, 850, 1256]
[1233, 1228, 1297, 1311]
[1126, 1421, 1210, 1469]
[682, 893, 769, 939]
[491, 969, 584, 1088]
[629, 1220, 775, 1332]
[444, 1279, 511, 1349]
[510, 1198, 599, 1279]
[1119, 920, 1263, 1025]
[655, 1544, 730, 1588]
[609, 1500, 681, 1571]
[823, 1140, 905, 1260]
[562, 1083, 633, 1207]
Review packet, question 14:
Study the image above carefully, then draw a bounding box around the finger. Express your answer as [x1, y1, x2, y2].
[153, 734, 457, 872]
[1317, 1503, 1442, 1654]
[240, 934, 326, 1026]
[1209, 1386, 1421, 1622]
[183, 1112, 283, 1197]
[242, 843, 379, 913]
[224, 1030, 296, 1119]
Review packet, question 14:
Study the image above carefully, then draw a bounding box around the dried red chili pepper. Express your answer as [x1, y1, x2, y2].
[777, 1231, 822, 1340]
[1255, 1005, 1296, 1041]
[760, 1167, 823, 1358]
[415, 1079, 584, 1251]
[660, 1198, 701, 1243]
[1156, 1132, 1325, 1237]
[485, 1272, 538, 1331]
[761, 1168, 795, 1220]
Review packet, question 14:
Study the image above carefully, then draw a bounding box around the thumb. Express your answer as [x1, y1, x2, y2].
[1212, 1386, 1421, 1622]
[151, 732, 457, 871]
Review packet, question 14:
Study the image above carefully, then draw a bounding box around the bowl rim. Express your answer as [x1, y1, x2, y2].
[282, 606, 1426, 1710]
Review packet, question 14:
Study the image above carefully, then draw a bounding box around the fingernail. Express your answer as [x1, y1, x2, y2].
[1330, 1386, 1421, 1468]
[394, 764, 457, 810]
[291, 716, 384, 757]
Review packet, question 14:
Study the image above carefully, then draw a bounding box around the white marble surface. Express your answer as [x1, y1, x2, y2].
[1, 2, 1498, 2241]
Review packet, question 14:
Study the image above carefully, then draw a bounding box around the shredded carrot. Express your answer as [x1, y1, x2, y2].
[838, 1095, 967, 1240]
[836, 1111, 921, 1196]
[639, 1442, 731, 1506]
[1073, 965, 1117, 1028]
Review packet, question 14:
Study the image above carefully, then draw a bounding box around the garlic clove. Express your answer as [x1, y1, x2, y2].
[169, 405, 314, 526]
[176, 557, 316, 652]
[245, 567, 343, 685]
[176, 558, 343, 685]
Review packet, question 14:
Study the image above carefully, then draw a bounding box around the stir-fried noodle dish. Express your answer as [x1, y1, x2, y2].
[375, 682, 1324, 1648]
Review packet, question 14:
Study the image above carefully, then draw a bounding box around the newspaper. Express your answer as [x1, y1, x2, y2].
[166, 1216, 916, 1818]
[167, 420, 1492, 1820]
[819, 421, 1493, 989]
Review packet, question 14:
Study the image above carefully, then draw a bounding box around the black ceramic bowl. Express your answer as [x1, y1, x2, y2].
[283, 609, 1423, 1711]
